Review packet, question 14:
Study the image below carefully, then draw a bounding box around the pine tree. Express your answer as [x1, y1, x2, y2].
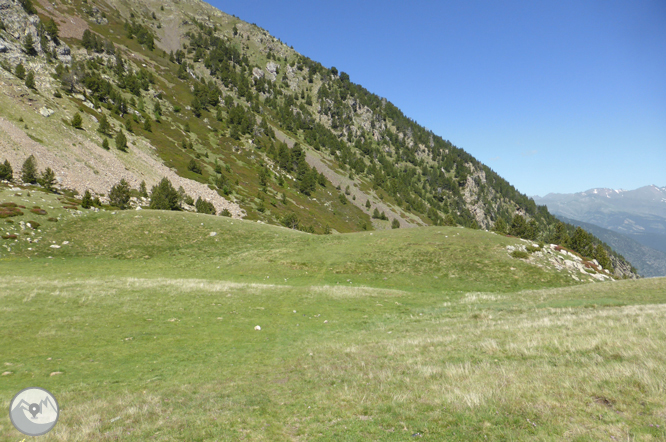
[15, 62, 26, 80]
[97, 113, 111, 135]
[143, 118, 152, 132]
[594, 244, 612, 270]
[139, 180, 148, 197]
[44, 18, 59, 40]
[391, 219, 400, 229]
[23, 33, 37, 56]
[71, 113, 83, 129]
[149, 177, 180, 210]
[115, 130, 127, 152]
[24, 70, 35, 89]
[365, 199, 371, 209]
[492, 217, 507, 234]
[102, 138, 109, 150]
[21, 155, 38, 184]
[40, 167, 56, 192]
[109, 179, 131, 209]
[0, 159, 13, 181]
[81, 190, 93, 209]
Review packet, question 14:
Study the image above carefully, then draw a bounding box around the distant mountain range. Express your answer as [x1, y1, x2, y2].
[533, 185, 666, 277]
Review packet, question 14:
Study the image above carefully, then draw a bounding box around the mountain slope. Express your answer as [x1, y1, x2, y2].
[534, 185, 666, 256]
[0, 0, 637, 275]
[556, 215, 666, 277]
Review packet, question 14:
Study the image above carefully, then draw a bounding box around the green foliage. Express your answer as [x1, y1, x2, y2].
[71, 113, 83, 129]
[109, 179, 131, 209]
[24, 70, 35, 89]
[220, 208, 231, 217]
[40, 167, 57, 192]
[19, 0, 37, 15]
[281, 212, 299, 229]
[365, 199, 371, 209]
[125, 21, 155, 50]
[509, 214, 528, 238]
[21, 155, 38, 184]
[44, 18, 59, 40]
[97, 114, 111, 135]
[391, 218, 400, 229]
[195, 197, 216, 215]
[102, 138, 109, 150]
[338, 193, 347, 205]
[149, 177, 181, 211]
[81, 190, 93, 209]
[594, 243, 612, 270]
[23, 33, 37, 56]
[115, 130, 128, 152]
[492, 217, 507, 234]
[569, 227, 594, 258]
[511, 250, 530, 259]
[15, 62, 26, 80]
[0, 159, 13, 181]
[187, 159, 202, 174]
[139, 181, 148, 198]
[143, 118, 152, 132]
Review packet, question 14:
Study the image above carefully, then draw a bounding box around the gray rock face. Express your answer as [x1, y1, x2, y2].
[0, 43, 6, 53]
[252, 67, 264, 79]
[265, 61, 279, 81]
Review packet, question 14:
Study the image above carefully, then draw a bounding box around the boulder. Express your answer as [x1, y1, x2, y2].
[39, 107, 54, 117]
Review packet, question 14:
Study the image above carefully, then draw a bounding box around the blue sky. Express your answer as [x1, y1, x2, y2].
[209, 0, 665, 197]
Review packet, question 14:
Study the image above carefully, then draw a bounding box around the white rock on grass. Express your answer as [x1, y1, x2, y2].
[254, 325, 261, 331]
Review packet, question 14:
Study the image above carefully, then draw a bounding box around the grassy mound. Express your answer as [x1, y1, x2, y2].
[1, 186, 664, 440]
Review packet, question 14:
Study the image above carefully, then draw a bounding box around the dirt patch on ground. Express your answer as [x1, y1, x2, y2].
[34, 0, 89, 40]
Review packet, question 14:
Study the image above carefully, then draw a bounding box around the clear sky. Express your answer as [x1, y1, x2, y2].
[208, 0, 665, 197]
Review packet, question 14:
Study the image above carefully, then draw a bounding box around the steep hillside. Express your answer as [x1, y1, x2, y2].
[0, 0, 637, 274]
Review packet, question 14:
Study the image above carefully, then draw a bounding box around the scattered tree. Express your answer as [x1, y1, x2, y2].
[195, 197, 216, 215]
[24, 70, 35, 89]
[44, 18, 59, 41]
[15, 62, 26, 80]
[187, 158, 202, 174]
[143, 118, 152, 132]
[81, 190, 93, 209]
[21, 155, 38, 184]
[0, 159, 13, 181]
[109, 179, 131, 209]
[102, 138, 109, 150]
[115, 130, 127, 151]
[149, 177, 180, 210]
[40, 167, 56, 192]
[23, 33, 37, 56]
[71, 112, 83, 129]
[139, 180, 148, 197]
[492, 217, 507, 234]
[391, 218, 400, 229]
[97, 113, 111, 135]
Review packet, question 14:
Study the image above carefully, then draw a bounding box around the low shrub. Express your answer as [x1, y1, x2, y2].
[525, 245, 541, 253]
[47, 217, 58, 222]
[27, 221, 40, 229]
[511, 250, 530, 259]
[0, 202, 17, 207]
[63, 205, 78, 210]
[30, 208, 47, 215]
[2, 234, 17, 240]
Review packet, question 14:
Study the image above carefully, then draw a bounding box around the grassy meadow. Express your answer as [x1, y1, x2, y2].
[1, 187, 666, 441]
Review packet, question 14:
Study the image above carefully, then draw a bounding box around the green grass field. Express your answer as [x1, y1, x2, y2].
[1, 187, 665, 441]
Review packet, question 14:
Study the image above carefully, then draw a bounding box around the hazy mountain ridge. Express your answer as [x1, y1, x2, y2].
[0, 0, 637, 276]
[556, 215, 666, 277]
